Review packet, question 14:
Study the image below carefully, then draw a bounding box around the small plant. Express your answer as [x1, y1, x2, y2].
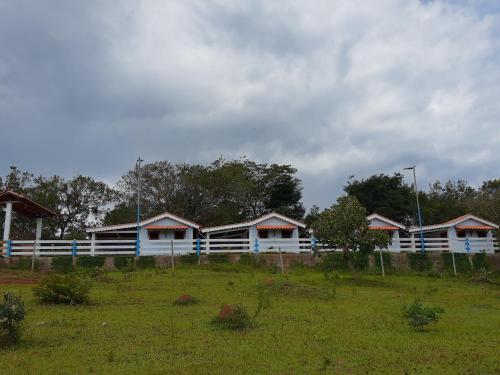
[239, 253, 257, 266]
[173, 294, 197, 306]
[470, 268, 496, 284]
[211, 304, 253, 330]
[0, 292, 25, 346]
[114, 256, 135, 270]
[136, 256, 156, 269]
[402, 298, 443, 331]
[208, 253, 229, 264]
[472, 252, 489, 271]
[33, 274, 92, 305]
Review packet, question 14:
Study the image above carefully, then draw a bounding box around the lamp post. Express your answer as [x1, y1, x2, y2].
[404, 166, 425, 253]
[136, 158, 143, 257]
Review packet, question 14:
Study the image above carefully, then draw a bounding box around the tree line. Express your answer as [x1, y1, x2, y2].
[1, 162, 498, 240]
[0, 158, 304, 239]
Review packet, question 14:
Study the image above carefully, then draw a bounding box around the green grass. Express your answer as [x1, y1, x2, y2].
[1, 267, 499, 374]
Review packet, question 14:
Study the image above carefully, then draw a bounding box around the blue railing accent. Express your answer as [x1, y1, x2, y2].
[6, 239, 12, 257]
[196, 239, 201, 256]
[465, 237, 471, 254]
[254, 238, 260, 254]
[72, 240, 77, 257]
[135, 239, 141, 257]
[311, 237, 317, 250]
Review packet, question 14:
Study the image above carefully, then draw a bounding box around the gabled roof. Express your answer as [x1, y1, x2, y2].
[86, 212, 200, 233]
[366, 213, 405, 230]
[408, 213, 498, 233]
[202, 212, 306, 233]
[0, 190, 56, 219]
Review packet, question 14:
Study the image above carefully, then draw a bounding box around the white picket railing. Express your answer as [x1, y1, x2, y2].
[0, 236, 498, 257]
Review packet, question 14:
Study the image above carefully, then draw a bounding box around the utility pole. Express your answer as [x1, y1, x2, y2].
[404, 166, 425, 253]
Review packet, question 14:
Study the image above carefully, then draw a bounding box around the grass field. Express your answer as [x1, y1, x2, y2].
[1, 265, 499, 374]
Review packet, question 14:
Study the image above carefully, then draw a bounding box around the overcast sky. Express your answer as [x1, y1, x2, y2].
[1, 0, 499, 209]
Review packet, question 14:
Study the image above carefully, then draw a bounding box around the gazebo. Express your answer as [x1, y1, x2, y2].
[0, 190, 56, 247]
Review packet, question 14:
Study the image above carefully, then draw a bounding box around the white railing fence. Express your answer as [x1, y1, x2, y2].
[0, 237, 498, 257]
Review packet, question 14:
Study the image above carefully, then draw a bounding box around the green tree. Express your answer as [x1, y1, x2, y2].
[344, 173, 414, 224]
[311, 196, 390, 273]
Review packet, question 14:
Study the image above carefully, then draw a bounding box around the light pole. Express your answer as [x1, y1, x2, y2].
[136, 157, 143, 257]
[404, 166, 425, 253]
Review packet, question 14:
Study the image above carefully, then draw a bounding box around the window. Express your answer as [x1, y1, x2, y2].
[477, 231, 487, 238]
[149, 231, 160, 240]
[457, 231, 466, 238]
[259, 230, 269, 239]
[281, 230, 292, 238]
[174, 231, 185, 239]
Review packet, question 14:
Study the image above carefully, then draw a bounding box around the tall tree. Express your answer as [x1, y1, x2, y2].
[344, 173, 414, 224]
[311, 196, 390, 273]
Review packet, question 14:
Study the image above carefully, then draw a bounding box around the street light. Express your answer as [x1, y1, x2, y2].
[404, 166, 425, 253]
[136, 157, 143, 257]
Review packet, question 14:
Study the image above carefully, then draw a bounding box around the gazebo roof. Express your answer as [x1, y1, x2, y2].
[0, 190, 56, 219]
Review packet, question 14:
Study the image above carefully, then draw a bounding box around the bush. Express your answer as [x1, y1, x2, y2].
[402, 298, 444, 331]
[351, 251, 369, 271]
[77, 256, 105, 269]
[211, 304, 253, 330]
[136, 256, 156, 269]
[52, 257, 74, 274]
[208, 253, 229, 264]
[472, 252, 489, 271]
[114, 256, 135, 270]
[441, 253, 471, 273]
[8, 257, 36, 271]
[33, 274, 92, 305]
[0, 292, 25, 346]
[374, 252, 392, 272]
[173, 294, 197, 306]
[179, 254, 199, 265]
[408, 253, 432, 272]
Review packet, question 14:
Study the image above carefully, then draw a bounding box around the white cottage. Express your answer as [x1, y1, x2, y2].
[201, 212, 306, 252]
[408, 214, 498, 253]
[86, 212, 200, 243]
[366, 213, 405, 252]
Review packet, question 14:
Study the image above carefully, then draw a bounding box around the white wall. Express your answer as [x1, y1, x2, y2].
[139, 217, 194, 242]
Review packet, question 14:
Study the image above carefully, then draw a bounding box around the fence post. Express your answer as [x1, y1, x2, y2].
[278, 247, 285, 275]
[6, 239, 12, 257]
[90, 233, 96, 257]
[135, 239, 140, 257]
[379, 249, 385, 278]
[464, 237, 473, 268]
[254, 238, 260, 254]
[196, 238, 201, 256]
[31, 239, 37, 274]
[170, 239, 175, 271]
[72, 239, 77, 257]
[451, 250, 457, 276]
[311, 237, 317, 254]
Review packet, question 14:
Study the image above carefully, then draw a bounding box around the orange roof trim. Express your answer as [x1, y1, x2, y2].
[256, 225, 296, 230]
[146, 225, 188, 230]
[369, 226, 399, 231]
[456, 225, 493, 231]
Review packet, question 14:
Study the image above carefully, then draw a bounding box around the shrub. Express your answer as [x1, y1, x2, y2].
[33, 274, 92, 305]
[77, 256, 105, 269]
[8, 257, 36, 271]
[136, 256, 156, 269]
[351, 251, 369, 271]
[472, 252, 489, 271]
[52, 257, 74, 274]
[402, 298, 444, 331]
[441, 253, 471, 273]
[179, 254, 199, 265]
[408, 253, 432, 272]
[114, 256, 135, 270]
[0, 292, 25, 346]
[173, 294, 197, 306]
[211, 304, 253, 330]
[208, 253, 229, 264]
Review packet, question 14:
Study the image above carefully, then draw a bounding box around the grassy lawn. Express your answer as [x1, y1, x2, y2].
[1, 266, 499, 374]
